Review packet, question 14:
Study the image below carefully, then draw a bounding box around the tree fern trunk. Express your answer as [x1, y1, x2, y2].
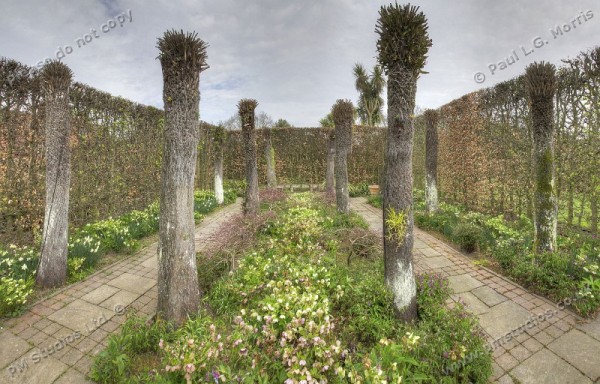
[383, 66, 417, 321]
[36, 62, 72, 289]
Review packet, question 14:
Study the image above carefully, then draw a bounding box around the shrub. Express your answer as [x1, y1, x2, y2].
[223, 180, 246, 197]
[349, 183, 370, 197]
[90, 313, 171, 383]
[93, 192, 493, 383]
[452, 222, 483, 253]
[367, 194, 382, 208]
[0, 277, 33, 316]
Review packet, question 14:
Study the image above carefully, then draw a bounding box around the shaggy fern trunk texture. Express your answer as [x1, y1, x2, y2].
[240, 99, 259, 215]
[157, 30, 208, 326]
[325, 128, 336, 196]
[525, 62, 558, 253]
[424, 109, 439, 213]
[376, 3, 431, 321]
[332, 100, 354, 214]
[213, 125, 225, 204]
[36, 62, 72, 289]
[265, 128, 277, 188]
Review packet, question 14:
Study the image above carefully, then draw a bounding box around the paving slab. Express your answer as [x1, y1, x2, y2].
[53, 368, 94, 383]
[451, 291, 489, 315]
[48, 300, 115, 334]
[141, 256, 158, 269]
[472, 286, 508, 307]
[2, 355, 68, 384]
[349, 198, 592, 384]
[478, 300, 532, 340]
[0, 331, 32, 370]
[99, 290, 140, 313]
[548, 329, 600, 381]
[422, 255, 454, 269]
[107, 272, 156, 295]
[80, 285, 120, 305]
[420, 247, 442, 257]
[510, 349, 592, 384]
[577, 318, 600, 342]
[447, 273, 483, 293]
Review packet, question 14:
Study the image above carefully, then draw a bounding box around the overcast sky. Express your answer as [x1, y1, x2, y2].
[1, 0, 598, 126]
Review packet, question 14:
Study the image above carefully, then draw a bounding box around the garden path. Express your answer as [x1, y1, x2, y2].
[0, 200, 242, 384]
[351, 197, 600, 384]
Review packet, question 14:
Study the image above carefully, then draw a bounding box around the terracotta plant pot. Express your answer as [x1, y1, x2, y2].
[368, 185, 380, 195]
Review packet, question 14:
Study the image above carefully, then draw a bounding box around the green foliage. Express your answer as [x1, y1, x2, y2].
[157, 30, 209, 75]
[348, 183, 370, 197]
[375, 3, 432, 74]
[452, 223, 483, 253]
[353, 63, 386, 126]
[0, 190, 234, 317]
[223, 180, 246, 197]
[0, 277, 33, 316]
[319, 113, 334, 128]
[524, 61, 557, 100]
[90, 313, 171, 383]
[385, 207, 408, 245]
[93, 192, 491, 383]
[410, 191, 600, 317]
[367, 194, 383, 208]
[0, 245, 37, 316]
[273, 118, 292, 128]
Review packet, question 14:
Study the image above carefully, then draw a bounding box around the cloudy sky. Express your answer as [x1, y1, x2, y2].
[2, 0, 599, 126]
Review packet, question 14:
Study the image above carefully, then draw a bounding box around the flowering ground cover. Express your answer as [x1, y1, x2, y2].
[91, 192, 491, 383]
[368, 192, 600, 317]
[0, 190, 236, 317]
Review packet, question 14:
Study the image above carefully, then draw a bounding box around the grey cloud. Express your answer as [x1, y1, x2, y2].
[1, 0, 598, 125]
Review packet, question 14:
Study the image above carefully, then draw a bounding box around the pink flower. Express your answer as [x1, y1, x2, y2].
[158, 339, 164, 349]
[185, 363, 196, 373]
[299, 360, 306, 366]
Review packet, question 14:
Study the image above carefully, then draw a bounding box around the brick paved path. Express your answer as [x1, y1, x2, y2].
[351, 197, 600, 384]
[0, 200, 241, 384]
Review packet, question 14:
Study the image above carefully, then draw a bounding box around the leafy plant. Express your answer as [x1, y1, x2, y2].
[453, 222, 483, 253]
[349, 183, 370, 197]
[385, 207, 408, 246]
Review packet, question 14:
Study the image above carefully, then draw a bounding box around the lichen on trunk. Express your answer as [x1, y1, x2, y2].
[525, 62, 558, 254]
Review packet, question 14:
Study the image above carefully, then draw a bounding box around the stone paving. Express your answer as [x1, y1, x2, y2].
[350, 197, 600, 384]
[0, 200, 241, 384]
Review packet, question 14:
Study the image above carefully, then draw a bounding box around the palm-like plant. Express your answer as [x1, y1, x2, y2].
[353, 63, 386, 127]
[157, 30, 208, 326]
[376, 3, 432, 321]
